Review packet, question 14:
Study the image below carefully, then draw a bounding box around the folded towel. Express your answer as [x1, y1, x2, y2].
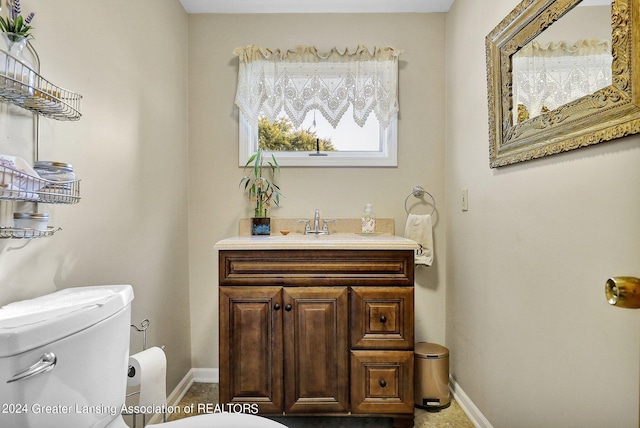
[404, 213, 434, 266]
[0, 154, 44, 195]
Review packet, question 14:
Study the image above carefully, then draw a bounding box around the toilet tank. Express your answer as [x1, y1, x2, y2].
[0, 285, 134, 428]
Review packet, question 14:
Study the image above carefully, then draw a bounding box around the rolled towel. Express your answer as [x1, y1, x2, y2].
[404, 214, 433, 266]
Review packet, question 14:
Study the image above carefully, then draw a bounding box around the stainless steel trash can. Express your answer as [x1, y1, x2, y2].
[414, 342, 450, 410]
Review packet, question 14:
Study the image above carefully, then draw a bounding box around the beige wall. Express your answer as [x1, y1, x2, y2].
[0, 0, 192, 393]
[446, 0, 640, 426]
[187, 13, 448, 368]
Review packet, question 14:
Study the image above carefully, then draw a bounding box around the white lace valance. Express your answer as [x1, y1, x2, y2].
[233, 45, 401, 129]
[513, 39, 612, 122]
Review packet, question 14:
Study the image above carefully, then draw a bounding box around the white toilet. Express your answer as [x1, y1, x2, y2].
[0, 285, 287, 428]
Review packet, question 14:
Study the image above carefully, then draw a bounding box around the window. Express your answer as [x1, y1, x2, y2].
[234, 45, 401, 167]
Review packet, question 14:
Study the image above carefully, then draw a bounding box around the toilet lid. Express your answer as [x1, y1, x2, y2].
[154, 413, 289, 427]
[0, 285, 134, 357]
[104, 416, 130, 428]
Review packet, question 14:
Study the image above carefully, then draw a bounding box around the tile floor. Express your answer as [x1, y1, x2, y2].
[167, 383, 474, 427]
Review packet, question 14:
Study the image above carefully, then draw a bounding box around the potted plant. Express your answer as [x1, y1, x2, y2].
[239, 148, 281, 235]
[0, 0, 35, 94]
[0, 0, 35, 40]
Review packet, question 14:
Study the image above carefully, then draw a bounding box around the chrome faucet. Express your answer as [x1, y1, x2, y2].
[296, 209, 336, 235]
[313, 209, 321, 232]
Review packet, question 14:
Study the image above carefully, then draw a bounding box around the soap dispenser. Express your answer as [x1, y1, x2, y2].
[361, 203, 376, 233]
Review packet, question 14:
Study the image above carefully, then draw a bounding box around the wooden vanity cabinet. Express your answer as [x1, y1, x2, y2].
[219, 249, 415, 427]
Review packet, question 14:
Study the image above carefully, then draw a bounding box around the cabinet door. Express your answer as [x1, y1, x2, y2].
[283, 287, 349, 414]
[219, 286, 283, 413]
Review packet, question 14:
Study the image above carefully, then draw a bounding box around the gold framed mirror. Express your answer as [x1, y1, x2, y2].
[486, 0, 640, 168]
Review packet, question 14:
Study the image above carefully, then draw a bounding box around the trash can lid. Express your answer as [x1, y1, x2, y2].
[415, 342, 449, 358]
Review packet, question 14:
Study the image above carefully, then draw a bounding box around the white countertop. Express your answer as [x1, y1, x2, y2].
[214, 233, 419, 251]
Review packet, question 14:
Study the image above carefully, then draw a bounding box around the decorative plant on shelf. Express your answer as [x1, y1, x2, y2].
[0, 0, 36, 96]
[239, 148, 281, 219]
[0, 0, 36, 41]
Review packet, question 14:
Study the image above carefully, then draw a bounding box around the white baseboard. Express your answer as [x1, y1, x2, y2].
[191, 367, 219, 383]
[449, 375, 493, 428]
[147, 368, 219, 424]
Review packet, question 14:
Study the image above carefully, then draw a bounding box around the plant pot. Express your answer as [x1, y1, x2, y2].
[251, 217, 271, 235]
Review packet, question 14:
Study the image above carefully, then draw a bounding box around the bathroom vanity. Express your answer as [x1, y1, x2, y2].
[216, 233, 418, 428]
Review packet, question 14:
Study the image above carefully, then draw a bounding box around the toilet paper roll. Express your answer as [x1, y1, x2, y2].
[127, 346, 167, 407]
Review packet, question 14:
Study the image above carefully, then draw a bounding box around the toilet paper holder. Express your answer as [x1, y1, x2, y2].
[125, 318, 166, 427]
[127, 318, 165, 379]
[128, 319, 150, 379]
[131, 319, 151, 350]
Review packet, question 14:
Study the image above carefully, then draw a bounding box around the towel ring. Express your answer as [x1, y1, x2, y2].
[404, 185, 436, 215]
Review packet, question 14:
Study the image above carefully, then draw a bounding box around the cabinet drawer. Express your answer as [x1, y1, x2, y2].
[219, 250, 414, 286]
[351, 287, 414, 349]
[350, 351, 414, 414]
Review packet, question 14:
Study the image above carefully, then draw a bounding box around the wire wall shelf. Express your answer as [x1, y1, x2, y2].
[0, 42, 82, 240]
[0, 164, 81, 204]
[0, 226, 61, 239]
[0, 48, 82, 121]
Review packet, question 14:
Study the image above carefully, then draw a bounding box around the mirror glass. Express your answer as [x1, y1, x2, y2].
[511, 1, 612, 123]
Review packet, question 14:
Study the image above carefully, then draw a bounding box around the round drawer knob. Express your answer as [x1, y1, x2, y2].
[285, 304, 292, 311]
[273, 303, 281, 311]
[379, 315, 387, 323]
[379, 379, 387, 388]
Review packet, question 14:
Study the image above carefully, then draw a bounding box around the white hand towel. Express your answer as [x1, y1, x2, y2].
[404, 214, 434, 266]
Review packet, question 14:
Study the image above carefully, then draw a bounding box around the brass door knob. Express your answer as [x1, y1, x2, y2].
[605, 277, 640, 308]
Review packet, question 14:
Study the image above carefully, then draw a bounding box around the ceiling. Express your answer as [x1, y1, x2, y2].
[178, 0, 455, 14]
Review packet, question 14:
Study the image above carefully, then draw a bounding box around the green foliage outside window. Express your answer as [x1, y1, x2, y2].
[258, 116, 335, 152]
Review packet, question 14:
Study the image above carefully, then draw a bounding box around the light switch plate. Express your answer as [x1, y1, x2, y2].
[461, 188, 468, 211]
